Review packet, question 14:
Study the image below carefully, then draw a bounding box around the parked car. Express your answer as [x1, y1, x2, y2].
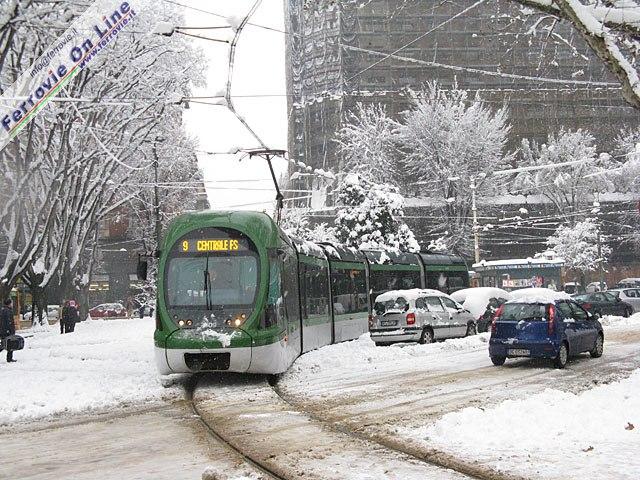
[370, 289, 477, 346]
[89, 303, 127, 318]
[23, 305, 60, 323]
[615, 278, 640, 289]
[489, 288, 604, 369]
[573, 292, 633, 318]
[607, 288, 640, 314]
[562, 282, 585, 295]
[586, 281, 607, 293]
[451, 287, 512, 333]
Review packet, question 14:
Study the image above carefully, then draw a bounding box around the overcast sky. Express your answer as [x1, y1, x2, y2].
[181, 0, 288, 213]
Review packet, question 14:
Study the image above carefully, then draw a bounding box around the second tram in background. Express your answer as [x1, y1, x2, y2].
[141, 211, 469, 375]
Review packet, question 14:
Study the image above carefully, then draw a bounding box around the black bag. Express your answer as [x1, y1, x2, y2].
[2, 335, 24, 351]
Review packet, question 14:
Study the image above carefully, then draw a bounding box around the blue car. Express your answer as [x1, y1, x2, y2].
[489, 294, 604, 369]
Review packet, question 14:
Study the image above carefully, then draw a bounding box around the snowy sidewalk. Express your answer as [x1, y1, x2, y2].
[0, 318, 181, 426]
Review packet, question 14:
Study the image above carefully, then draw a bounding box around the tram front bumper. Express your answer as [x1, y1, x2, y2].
[157, 346, 252, 374]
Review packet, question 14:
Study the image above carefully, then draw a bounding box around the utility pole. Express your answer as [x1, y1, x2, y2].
[594, 200, 605, 291]
[248, 149, 287, 223]
[471, 176, 480, 264]
[152, 137, 164, 252]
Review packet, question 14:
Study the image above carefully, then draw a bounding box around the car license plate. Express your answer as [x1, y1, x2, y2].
[380, 320, 397, 326]
[508, 348, 530, 357]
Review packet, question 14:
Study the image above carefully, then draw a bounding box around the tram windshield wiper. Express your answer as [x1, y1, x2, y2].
[204, 255, 212, 310]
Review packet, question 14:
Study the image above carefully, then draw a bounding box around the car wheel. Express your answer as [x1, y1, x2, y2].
[623, 308, 631, 318]
[374, 342, 390, 347]
[491, 356, 506, 366]
[590, 333, 604, 358]
[554, 342, 569, 369]
[419, 327, 434, 344]
[465, 322, 477, 337]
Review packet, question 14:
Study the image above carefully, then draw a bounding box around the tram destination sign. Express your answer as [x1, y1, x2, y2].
[179, 238, 249, 253]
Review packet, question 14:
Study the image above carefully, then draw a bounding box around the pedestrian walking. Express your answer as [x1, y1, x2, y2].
[0, 299, 17, 362]
[66, 300, 79, 333]
[60, 299, 68, 334]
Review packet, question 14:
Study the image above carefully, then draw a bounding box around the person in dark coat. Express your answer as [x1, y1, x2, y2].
[0, 299, 16, 362]
[60, 299, 68, 334]
[65, 300, 79, 333]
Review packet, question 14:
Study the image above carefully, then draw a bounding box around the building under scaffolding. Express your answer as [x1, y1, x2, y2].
[284, 0, 639, 174]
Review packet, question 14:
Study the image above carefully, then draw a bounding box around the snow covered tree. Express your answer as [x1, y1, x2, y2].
[513, 129, 615, 218]
[398, 83, 511, 254]
[547, 218, 611, 283]
[335, 103, 400, 184]
[333, 174, 419, 252]
[610, 130, 640, 250]
[510, 0, 640, 110]
[0, 2, 205, 310]
[281, 208, 339, 243]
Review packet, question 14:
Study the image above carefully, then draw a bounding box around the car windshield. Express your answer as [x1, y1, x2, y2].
[499, 303, 547, 321]
[573, 294, 590, 302]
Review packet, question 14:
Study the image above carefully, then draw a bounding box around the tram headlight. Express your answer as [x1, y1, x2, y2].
[177, 319, 193, 328]
[230, 313, 247, 328]
[178, 320, 185, 327]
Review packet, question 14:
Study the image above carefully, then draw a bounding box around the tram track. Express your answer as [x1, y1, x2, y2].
[269, 341, 640, 480]
[186, 375, 288, 480]
[185, 331, 640, 480]
[268, 376, 527, 480]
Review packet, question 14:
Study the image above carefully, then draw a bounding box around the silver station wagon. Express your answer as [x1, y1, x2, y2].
[369, 289, 477, 346]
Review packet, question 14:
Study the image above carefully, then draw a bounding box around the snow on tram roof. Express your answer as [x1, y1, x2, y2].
[506, 288, 571, 304]
[375, 288, 448, 303]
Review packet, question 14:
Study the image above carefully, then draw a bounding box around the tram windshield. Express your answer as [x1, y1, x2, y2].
[164, 227, 259, 309]
[166, 256, 258, 308]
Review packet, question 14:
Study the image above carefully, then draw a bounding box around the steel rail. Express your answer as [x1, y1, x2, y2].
[185, 375, 290, 480]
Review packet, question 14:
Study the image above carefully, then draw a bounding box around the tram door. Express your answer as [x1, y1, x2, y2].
[299, 260, 332, 353]
[280, 240, 301, 360]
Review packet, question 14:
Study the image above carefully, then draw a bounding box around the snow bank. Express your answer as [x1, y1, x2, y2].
[0, 318, 180, 425]
[405, 369, 640, 479]
[451, 288, 512, 318]
[508, 287, 571, 303]
[600, 312, 640, 328]
[284, 333, 490, 380]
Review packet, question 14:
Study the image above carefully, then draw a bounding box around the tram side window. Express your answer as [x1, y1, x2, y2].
[426, 271, 469, 293]
[301, 262, 329, 320]
[426, 271, 448, 291]
[446, 273, 468, 293]
[369, 270, 421, 298]
[331, 268, 367, 315]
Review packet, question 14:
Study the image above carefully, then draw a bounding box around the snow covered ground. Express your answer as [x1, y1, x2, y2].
[408, 369, 640, 479]
[0, 317, 181, 425]
[280, 314, 640, 480]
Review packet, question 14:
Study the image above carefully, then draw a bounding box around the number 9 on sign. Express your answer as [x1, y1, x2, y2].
[182, 241, 189, 252]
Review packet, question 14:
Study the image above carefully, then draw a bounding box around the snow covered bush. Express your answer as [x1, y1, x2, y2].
[547, 218, 611, 274]
[514, 129, 615, 217]
[333, 174, 419, 252]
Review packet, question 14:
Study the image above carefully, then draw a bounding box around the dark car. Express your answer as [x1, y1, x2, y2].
[489, 294, 604, 369]
[89, 303, 127, 318]
[572, 292, 632, 318]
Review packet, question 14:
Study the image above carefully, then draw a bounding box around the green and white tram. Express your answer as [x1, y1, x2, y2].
[144, 211, 468, 374]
